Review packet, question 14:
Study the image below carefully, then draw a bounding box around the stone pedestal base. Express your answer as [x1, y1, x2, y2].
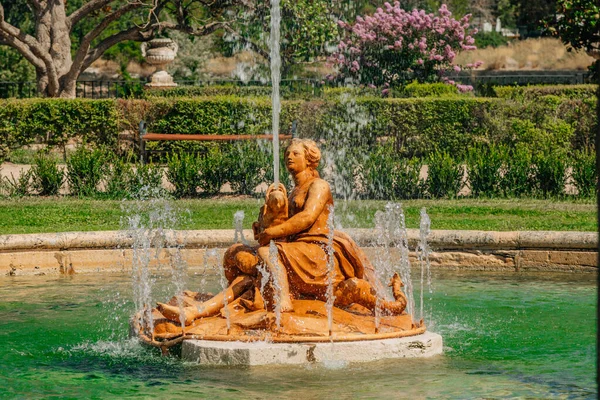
[145, 70, 177, 88]
[181, 331, 443, 366]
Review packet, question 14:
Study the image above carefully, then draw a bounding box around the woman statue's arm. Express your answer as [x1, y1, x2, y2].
[258, 180, 330, 244]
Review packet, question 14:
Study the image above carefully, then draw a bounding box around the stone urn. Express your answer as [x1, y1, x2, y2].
[141, 38, 179, 88]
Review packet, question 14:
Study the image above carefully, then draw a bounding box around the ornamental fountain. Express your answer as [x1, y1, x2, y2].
[129, 139, 442, 365]
[130, 1, 442, 365]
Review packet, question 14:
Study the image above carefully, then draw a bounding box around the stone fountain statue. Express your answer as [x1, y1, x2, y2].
[132, 139, 436, 362]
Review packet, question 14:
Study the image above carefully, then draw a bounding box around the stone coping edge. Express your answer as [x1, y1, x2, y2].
[0, 229, 597, 252]
[181, 331, 444, 365]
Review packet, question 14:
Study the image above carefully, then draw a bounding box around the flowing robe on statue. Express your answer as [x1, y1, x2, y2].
[275, 230, 387, 300]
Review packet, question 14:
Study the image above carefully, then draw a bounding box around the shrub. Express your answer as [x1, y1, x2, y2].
[425, 152, 464, 198]
[362, 146, 397, 200]
[509, 119, 574, 158]
[332, 3, 480, 90]
[501, 145, 535, 197]
[31, 152, 63, 196]
[1, 169, 31, 197]
[402, 82, 460, 97]
[128, 162, 165, 199]
[198, 145, 229, 195]
[473, 32, 509, 49]
[360, 145, 424, 200]
[66, 147, 108, 197]
[166, 152, 202, 198]
[393, 157, 425, 199]
[226, 141, 270, 196]
[0, 143, 7, 164]
[466, 145, 504, 197]
[104, 154, 134, 200]
[570, 150, 597, 198]
[320, 145, 367, 200]
[533, 151, 567, 198]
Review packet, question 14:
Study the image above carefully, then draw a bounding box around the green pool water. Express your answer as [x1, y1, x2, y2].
[0, 271, 596, 399]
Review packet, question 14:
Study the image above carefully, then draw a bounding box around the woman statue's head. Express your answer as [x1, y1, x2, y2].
[285, 139, 321, 176]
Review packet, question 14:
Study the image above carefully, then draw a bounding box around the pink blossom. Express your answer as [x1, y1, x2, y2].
[331, 2, 478, 87]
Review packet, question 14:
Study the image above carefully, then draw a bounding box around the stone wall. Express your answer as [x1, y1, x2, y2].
[0, 229, 597, 276]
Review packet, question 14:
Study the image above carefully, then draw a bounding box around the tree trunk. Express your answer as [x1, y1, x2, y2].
[34, 0, 75, 97]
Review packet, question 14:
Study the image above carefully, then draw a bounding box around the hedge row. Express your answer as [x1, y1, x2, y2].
[148, 83, 598, 100]
[0, 99, 121, 160]
[148, 81, 464, 100]
[0, 91, 596, 164]
[492, 84, 597, 100]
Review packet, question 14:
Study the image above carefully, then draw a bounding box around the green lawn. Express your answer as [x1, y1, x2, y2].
[0, 197, 596, 235]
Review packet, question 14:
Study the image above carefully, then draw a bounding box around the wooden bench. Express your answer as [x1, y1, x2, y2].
[138, 120, 296, 162]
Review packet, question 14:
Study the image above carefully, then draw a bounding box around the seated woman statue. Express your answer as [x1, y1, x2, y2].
[158, 139, 407, 325]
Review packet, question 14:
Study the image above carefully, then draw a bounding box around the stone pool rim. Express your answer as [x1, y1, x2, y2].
[1, 229, 597, 275]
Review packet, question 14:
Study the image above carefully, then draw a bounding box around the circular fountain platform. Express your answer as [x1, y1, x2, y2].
[181, 332, 443, 366]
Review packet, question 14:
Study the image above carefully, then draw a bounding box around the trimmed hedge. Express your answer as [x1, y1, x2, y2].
[493, 84, 597, 100]
[1, 94, 595, 166]
[140, 96, 302, 157]
[0, 98, 121, 151]
[322, 82, 463, 99]
[145, 84, 321, 99]
[1, 88, 594, 199]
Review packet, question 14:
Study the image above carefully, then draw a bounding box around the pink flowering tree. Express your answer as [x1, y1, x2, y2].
[331, 2, 482, 92]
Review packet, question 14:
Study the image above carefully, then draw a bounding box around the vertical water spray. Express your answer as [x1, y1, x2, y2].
[256, 263, 271, 311]
[124, 190, 178, 338]
[373, 203, 417, 324]
[269, 240, 282, 331]
[372, 209, 392, 333]
[129, 214, 154, 337]
[218, 265, 231, 335]
[325, 205, 336, 338]
[233, 210, 248, 245]
[270, 0, 282, 186]
[169, 245, 188, 331]
[394, 203, 415, 320]
[418, 207, 432, 323]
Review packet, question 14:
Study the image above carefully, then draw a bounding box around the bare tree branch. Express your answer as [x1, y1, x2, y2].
[66, 2, 143, 85]
[0, 30, 44, 70]
[26, 0, 41, 12]
[0, 3, 57, 87]
[81, 26, 154, 71]
[162, 20, 226, 37]
[68, 0, 116, 29]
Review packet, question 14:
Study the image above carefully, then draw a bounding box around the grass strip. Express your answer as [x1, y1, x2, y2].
[0, 197, 596, 235]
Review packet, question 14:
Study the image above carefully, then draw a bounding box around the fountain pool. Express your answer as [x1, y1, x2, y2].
[1, 271, 595, 398]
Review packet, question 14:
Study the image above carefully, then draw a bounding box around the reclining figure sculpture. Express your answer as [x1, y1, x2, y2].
[134, 139, 424, 349]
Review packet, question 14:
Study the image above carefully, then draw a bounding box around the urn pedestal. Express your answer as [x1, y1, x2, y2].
[142, 38, 178, 88]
